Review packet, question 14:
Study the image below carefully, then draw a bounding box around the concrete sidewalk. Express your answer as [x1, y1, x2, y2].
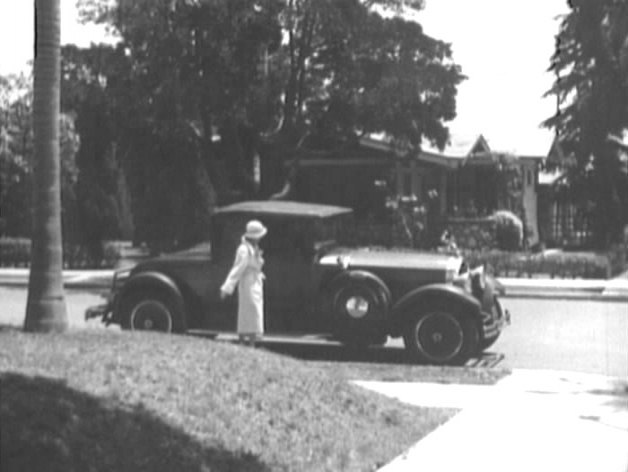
[499, 276, 628, 300]
[0, 268, 113, 289]
[356, 369, 628, 472]
[2, 268, 628, 299]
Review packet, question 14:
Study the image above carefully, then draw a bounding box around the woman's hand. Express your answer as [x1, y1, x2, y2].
[220, 288, 230, 300]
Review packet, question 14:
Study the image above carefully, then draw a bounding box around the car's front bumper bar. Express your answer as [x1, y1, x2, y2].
[481, 307, 511, 339]
[84, 298, 115, 325]
[85, 303, 109, 321]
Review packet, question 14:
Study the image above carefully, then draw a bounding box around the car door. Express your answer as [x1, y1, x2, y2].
[197, 216, 246, 332]
[262, 217, 319, 334]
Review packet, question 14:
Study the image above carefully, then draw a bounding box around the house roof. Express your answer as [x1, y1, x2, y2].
[361, 129, 550, 169]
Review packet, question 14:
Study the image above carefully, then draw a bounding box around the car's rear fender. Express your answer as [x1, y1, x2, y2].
[388, 284, 481, 338]
[114, 271, 186, 324]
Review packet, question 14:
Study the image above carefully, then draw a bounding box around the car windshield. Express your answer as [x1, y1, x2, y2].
[313, 214, 350, 242]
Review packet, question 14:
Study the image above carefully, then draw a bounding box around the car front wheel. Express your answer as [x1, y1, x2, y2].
[120, 290, 185, 333]
[403, 308, 478, 366]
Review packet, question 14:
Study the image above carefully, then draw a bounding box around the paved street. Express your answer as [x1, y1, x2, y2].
[497, 297, 628, 378]
[0, 286, 110, 331]
[1, 286, 626, 377]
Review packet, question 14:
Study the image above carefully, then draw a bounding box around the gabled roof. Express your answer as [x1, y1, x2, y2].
[361, 129, 551, 169]
[469, 134, 491, 156]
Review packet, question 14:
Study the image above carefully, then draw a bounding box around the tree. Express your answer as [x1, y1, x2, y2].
[544, 0, 628, 246]
[273, 0, 461, 149]
[1, 72, 80, 240]
[308, 11, 464, 149]
[71, 0, 464, 248]
[71, 0, 284, 250]
[24, 0, 68, 332]
[1, 74, 34, 236]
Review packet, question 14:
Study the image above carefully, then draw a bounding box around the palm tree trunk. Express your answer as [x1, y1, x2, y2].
[24, 0, 68, 332]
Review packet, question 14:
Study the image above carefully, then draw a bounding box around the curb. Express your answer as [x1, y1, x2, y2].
[0, 269, 113, 290]
[499, 277, 628, 301]
[0, 269, 627, 300]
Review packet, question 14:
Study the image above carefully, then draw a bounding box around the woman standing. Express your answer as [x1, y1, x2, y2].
[220, 220, 267, 346]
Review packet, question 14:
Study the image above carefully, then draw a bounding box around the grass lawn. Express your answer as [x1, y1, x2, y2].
[0, 327, 469, 472]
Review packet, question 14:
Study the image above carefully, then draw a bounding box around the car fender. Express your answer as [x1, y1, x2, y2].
[114, 271, 186, 323]
[326, 270, 392, 314]
[389, 283, 481, 337]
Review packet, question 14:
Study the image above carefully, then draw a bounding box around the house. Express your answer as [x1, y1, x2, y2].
[274, 130, 550, 247]
[362, 132, 546, 246]
[275, 141, 393, 220]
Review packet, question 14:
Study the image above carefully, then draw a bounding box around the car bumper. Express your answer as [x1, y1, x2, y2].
[481, 306, 511, 339]
[85, 300, 114, 324]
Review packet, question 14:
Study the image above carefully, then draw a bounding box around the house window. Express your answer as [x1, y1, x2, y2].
[402, 172, 412, 196]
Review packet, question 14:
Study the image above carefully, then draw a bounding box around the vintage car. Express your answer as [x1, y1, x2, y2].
[86, 200, 510, 365]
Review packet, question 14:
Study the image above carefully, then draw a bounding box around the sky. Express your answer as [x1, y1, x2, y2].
[0, 0, 569, 156]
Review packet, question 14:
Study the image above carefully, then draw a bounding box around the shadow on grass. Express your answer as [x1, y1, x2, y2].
[258, 341, 412, 365]
[0, 372, 270, 472]
[0, 324, 20, 333]
[251, 339, 504, 369]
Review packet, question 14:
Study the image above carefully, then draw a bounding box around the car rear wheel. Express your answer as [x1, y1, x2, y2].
[404, 307, 478, 366]
[120, 289, 185, 333]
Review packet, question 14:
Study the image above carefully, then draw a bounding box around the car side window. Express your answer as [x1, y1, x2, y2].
[262, 223, 298, 257]
[261, 219, 313, 260]
[212, 216, 248, 261]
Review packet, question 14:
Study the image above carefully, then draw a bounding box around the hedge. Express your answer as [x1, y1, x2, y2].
[461, 249, 615, 279]
[0, 238, 123, 269]
[1, 236, 625, 280]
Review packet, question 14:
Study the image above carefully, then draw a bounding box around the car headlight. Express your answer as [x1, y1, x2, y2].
[470, 265, 486, 292]
[445, 258, 461, 283]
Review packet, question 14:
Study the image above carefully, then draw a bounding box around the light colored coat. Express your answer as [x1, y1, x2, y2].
[220, 238, 265, 335]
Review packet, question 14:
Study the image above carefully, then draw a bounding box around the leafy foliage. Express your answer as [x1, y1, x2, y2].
[64, 0, 287, 251]
[491, 210, 523, 251]
[0, 73, 79, 239]
[60, 0, 464, 249]
[0, 237, 123, 269]
[274, 0, 463, 149]
[545, 0, 628, 246]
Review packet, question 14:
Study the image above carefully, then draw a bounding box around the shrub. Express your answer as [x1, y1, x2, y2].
[0, 238, 122, 269]
[462, 249, 611, 279]
[491, 210, 523, 251]
[0, 238, 31, 267]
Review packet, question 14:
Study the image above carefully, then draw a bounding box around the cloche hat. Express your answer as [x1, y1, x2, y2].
[244, 220, 267, 240]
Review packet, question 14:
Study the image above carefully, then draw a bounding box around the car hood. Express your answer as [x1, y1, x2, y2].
[318, 247, 462, 271]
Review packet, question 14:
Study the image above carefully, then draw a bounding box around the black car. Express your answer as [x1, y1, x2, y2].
[86, 200, 510, 365]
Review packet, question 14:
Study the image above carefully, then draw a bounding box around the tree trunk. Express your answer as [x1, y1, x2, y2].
[24, 0, 68, 332]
